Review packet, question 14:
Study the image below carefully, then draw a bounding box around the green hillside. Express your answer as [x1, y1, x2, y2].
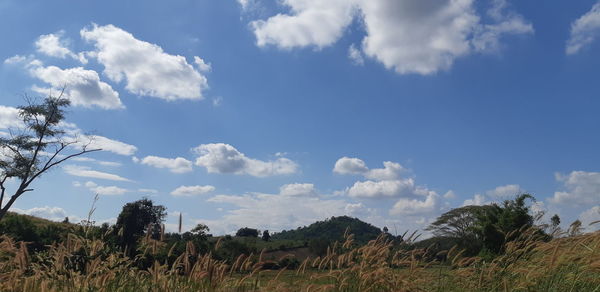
[271, 216, 383, 244]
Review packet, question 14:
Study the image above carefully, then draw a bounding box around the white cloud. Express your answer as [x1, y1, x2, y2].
[90, 185, 129, 195]
[63, 165, 131, 182]
[26, 61, 123, 110]
[248, 0, 532, 74]
[485, 184, 521, 198]
[238, 0, 249, 10]
[139, 156, 193, 173]
[333, 157, 405, 180]
[579, 206, 600, 232]
[348, 44, 364, 65]
[390, 192, 439, 215]
[251, 0, 359, 49]
[71, 157, 121, 167]
[203, 192, 366, 234]
[171, 185, 215, 197]
[193, 143, 298, 177]
[35, 31, 87, 63]
[138, 188, 159, 194]
[566, 1, 600, 55]
[471, 0, 534, 52]
[76, 181, 154, 196]
[346, 179, 415, 198]
[551, 171, 600, 206]
[3, 55, 27, 64]
[463, 194, 487, 206]
[279, 183, 317, 196]
[77, 135, 137, 156]
[333, 157, 369, 175]
[461, 184, 521, 206]
[81, 24, 209, 101]
[11, 206, 68, 221]
[365, 161, 405, 181]
[443, 190, 456, 199]
[0, 106, 21, 129]
[193, 56, 212, 72]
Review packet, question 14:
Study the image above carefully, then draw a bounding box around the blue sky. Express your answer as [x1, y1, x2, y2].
[1, 0, 599, 235]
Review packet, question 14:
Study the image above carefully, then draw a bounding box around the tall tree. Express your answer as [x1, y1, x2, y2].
[236, 227, 259, 237]
[0, 93, 99, 221]
[114, 198, 166, 256]
[473, 194, 537, 255]
[426, 205, 493, 255]
[262, 230, 271, 241]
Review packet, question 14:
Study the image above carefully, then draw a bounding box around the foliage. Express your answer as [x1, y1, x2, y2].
[473, 193, 539, 256]
[426, 205, 493, 256]
[236, 227, 259, 237]
[2, 224, 599, 291]
[272, 216, 382, 244]
[261, 230, 270, 241]
[0, 94, 99, 221]
[114, 198, 167, 256]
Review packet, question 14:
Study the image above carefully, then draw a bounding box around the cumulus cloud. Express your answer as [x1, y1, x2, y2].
[193, 56, 212, 73]
[203, 192, 368, 234]
[76, 181, 156, 196]
[81, 24, 209, 101]
[138, 156, 193, 173]
[70, 157, 121, 167]
[390, 192, 439, 215]
[333, 157, 369, 175]
[579, 206, 600, 232]
[348, 44, 364, 65]
[90, 185, 129, 195]
[171, 185, 215, 197]
[551, 171, 600, 206]
[279, 183, 317, 196]
[461, 184, 521, 206]
[63, 165, 131, 182]
[193, 143, 298, 177]
[3, 55, 27, 64]
[485, 184, 521, 198]
[35, 31, 87, 63]
[248, 0, 532, 74]
[0, 106, 21, 129]
[333, 157, 404, 180]
[76, 135, 138, 156]
[566, 1, 600, 55]
[346, 179, 416, 198]
[250, 0, 359, 49]
[463, 193, 487, 206]
[11, 206, 69, 221]
[443, 190, 456, 199]
[26, 60, 123, 110]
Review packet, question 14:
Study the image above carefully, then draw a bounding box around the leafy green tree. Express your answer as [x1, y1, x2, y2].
[236, 227, 259, 237]
[0, 94, 99, 221]
[114, 198, 166, 256]
[262, 230, 271, 241]
[568, 219, 583, 237]
[473, 194, 537, 255]
[190, 223, 210, 240]
[550, 214, 561, 228]
[426, 205, 493, 256]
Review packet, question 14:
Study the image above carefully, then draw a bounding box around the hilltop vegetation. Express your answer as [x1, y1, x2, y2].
[272, 216, 383, 244]
[1, 194, 599, 291]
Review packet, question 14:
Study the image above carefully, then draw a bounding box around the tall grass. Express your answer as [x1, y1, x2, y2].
[1, 226, 599, 291]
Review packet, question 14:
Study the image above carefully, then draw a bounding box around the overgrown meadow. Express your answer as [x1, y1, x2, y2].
[0, 213, 599, 291]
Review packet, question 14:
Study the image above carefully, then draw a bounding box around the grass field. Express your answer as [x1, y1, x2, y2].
[1, 225, 599, 291]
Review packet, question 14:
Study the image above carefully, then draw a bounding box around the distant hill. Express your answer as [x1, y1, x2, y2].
[0, 212, 81, 250]
[271, 216, 383, 244]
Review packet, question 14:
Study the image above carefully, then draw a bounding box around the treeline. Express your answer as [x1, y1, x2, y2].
[0, 193, 585, 271]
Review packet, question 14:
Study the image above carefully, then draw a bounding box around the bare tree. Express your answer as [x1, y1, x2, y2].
[0, 92, 100, 221]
